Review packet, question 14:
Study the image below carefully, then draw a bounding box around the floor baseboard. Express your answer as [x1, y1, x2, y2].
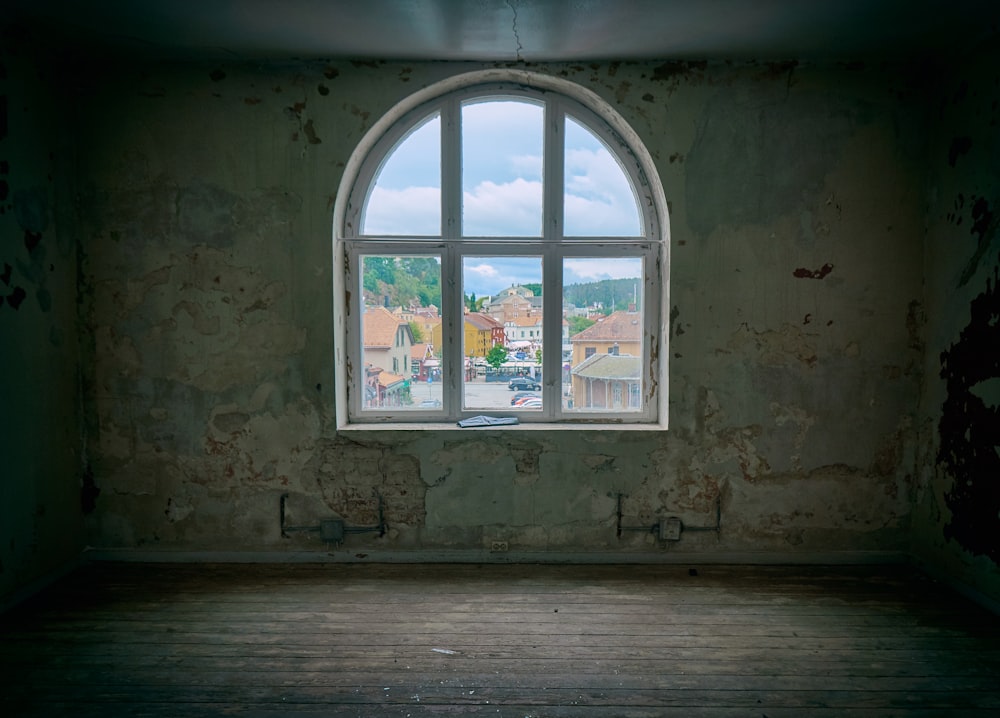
[82, 547, 912, 565]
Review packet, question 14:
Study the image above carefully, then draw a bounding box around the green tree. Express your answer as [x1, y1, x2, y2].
[568, 316, 596, 336]
[363, 256, 396, 294]
[486, 344, 508, 369]
[363, 256, 444, 309]
[409, 321, 424, 343]
[563, 278, 640, 314]
[400, 257, 439, 276]
[394, 272, 420, 308]
[523, 282, 542, 296]
[401, 257, 442, 308]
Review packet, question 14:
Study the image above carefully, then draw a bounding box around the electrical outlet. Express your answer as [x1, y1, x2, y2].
[490, 541, 508, 552]
[659, 517, 682, 541]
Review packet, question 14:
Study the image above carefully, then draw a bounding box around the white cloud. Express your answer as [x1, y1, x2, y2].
[564, 147, 640, 236]
[463, 178, 543, 236]
[464, 262, 500, 280]
[508, 153, 543, 180]
[564, 258, 642, 284]
[363, 186, 440, 235]
[362, 137, 642, 244]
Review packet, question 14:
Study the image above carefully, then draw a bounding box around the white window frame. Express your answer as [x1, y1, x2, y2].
[333, 70, 670, 429]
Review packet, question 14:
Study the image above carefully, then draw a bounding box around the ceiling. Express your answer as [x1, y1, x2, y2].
[7, 0, 1000, 63]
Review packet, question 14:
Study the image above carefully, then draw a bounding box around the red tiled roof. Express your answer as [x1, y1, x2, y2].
[571, 310, 642, 342]
[410, 343, 432, 360]
[363, 306, 404, 348]
[466, 312, 502, 330]
[377, 371, 406, 388]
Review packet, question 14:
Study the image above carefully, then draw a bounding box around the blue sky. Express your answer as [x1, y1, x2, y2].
[363, 100, 642, 296]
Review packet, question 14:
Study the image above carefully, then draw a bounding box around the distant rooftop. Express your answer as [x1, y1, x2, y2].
[570, 310, 642, 342]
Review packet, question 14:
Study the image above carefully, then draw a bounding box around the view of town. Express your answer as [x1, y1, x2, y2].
[361, 256, 645, 413]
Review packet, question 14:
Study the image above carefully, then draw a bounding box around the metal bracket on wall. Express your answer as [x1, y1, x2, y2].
[617, 493, 722, 541]
[680, 494, 722, 537]
[280, 492, 387, 543]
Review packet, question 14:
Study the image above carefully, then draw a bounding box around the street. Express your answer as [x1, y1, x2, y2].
[410, 376, 547, 412]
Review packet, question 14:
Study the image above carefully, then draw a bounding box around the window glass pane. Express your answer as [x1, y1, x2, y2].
[462, 256, 543, 411]
[563, 257, 644, 412]
[462, 100, 543, 237]
[360, 254, 442, 410]
[362, 114, 440, 236]
[564, 116, 641, 237]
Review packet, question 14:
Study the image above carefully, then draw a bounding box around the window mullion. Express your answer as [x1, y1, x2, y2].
[542, 100, 564, 418]
[442, 97, 461, 240]
[545, 98, 565, 241]
[441, 97, 463, 413]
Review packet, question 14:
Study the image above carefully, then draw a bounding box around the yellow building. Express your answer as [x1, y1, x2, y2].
[569, 309, 642, 366]
[430, 312, 505, 358]
[464, 312, 505, 357]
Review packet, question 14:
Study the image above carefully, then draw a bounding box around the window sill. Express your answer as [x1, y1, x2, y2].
[338, 421, 667, 432]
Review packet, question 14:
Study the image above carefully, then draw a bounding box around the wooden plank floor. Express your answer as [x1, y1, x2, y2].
[2, 562, 999, 717]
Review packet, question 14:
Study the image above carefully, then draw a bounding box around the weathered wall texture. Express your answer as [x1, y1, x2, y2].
[913, 41, 1000, 603]
[0, 42, 84, 604]
[68, 58, 931, 566]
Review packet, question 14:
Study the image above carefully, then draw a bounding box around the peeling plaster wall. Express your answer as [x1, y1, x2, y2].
[73, 58, 929, 563]
[913, 40, 1000, 604]
[0, 41, 84, 604]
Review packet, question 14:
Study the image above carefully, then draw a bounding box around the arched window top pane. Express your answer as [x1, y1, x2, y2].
[462, 99, 544, 237]
[362, 113, 441, 236]
[564, 115, 642, 237]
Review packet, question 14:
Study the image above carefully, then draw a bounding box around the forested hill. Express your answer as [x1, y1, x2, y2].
[563, 277, 642, 313]
[363, 255, 639, 314]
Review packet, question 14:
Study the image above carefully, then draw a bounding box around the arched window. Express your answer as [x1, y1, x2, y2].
[334, 72, 668, 427]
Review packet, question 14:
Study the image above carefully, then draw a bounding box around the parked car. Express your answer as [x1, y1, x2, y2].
[511, 391, 538, 405]
[508, 377, 541, 391]
[417, 398, 442, 408]
[513, 396, 542, 409]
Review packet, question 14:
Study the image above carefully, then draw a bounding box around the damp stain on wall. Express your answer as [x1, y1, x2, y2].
[2, 188, 52, 312]
[959, 196, 998, 286]
[793, 263, 834, 279]
[81, 465, 100, 515]
[938, 262, 1000, 562]
[948, 136, 972, 167]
